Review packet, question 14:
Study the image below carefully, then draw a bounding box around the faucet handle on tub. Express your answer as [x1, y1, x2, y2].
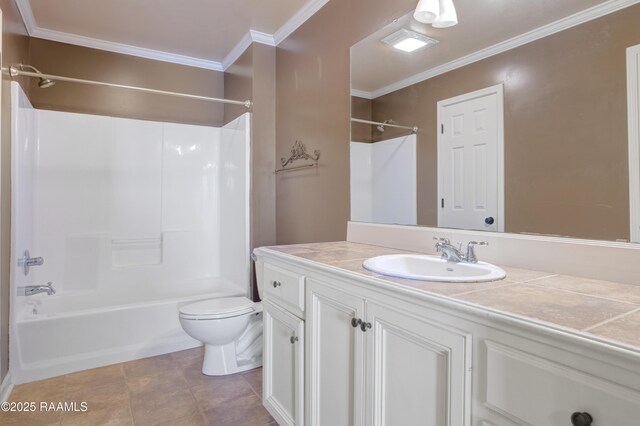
[466, 241, 488, 264]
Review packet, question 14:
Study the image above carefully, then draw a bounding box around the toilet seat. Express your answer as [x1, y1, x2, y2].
[179, 297, 255, 320]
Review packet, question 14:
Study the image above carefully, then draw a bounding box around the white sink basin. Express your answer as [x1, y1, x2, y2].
[363, 254, 506, 283]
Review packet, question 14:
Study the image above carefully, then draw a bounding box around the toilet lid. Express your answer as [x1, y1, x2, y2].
[179, 297, 255, 319]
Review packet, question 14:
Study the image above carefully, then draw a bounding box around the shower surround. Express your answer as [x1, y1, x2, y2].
[9, 83, 251, 383]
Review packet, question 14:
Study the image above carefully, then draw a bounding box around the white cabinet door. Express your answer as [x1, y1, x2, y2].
[365, 301, 472, 426]
[263, 300, 304, 426]
[306, 279, 366, 426]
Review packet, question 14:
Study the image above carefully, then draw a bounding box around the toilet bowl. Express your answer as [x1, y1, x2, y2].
[179, 296, 263, 375]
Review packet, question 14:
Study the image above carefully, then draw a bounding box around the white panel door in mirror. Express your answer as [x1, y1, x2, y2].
[438, 86, 503, 232]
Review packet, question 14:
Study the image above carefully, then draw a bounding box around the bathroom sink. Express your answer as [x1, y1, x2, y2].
[362, 254, 506, 283]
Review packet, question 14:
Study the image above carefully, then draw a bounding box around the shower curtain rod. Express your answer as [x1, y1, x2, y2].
[2, 66, 253, 108]
[351, 118, 418, 133]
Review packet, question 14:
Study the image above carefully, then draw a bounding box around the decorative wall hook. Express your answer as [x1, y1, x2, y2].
[276, 140, 321, 173]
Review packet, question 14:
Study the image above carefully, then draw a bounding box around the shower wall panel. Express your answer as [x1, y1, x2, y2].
[32, 110, 223, 297]
[219, 114, 250, 292]
[10, 83, 38, 319]
[350, 134, 417, 226]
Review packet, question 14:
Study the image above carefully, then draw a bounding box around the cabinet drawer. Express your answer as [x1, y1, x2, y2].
[263, 262, 305, 318]
[484, 340, 640, 426]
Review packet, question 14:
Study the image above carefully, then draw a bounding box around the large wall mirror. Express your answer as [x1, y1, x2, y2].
[350, 2, 640, 243]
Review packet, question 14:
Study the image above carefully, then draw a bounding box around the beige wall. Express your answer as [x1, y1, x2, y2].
[225, 44, 277, 298]
[27, 39, 225, 126]
[275, 0, 416, 244]
[1, 0, 30, 383]
[224, 43, 277, 249]
[368, 5, 640, 241]
[350, 96, 372, 143]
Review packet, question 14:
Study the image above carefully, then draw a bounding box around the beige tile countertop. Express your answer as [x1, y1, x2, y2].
[264, 241, 640, 350]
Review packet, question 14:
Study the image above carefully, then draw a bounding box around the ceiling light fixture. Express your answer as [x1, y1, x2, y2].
[381, 29, 439, 53]
[414, 0, 458, 28]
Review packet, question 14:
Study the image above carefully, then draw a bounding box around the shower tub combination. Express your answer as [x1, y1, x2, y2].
[10, 83, 252, 383]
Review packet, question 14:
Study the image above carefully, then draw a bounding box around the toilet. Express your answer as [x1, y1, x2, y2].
[179, 296, 263, 376]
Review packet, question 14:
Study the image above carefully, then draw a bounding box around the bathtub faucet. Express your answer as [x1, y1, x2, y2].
[19, 282, 56, 296]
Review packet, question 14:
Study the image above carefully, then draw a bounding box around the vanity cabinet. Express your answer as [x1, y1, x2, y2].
[306, 277, 472, 426]
[260, 260, 306, 426]
[257, 250, 640, 426]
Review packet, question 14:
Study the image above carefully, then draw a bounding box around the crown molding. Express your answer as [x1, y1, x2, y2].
[350, 89, 373, 99]
[14, 0, 329, 72]
[370, 0, 640, 98]
[30, 26, 225, 71]
[15, 0, 223, 70]
[15, 0, 36, 35]
[221, 30, 278, 70]
[273, 0, 329, 44]
[250, 30, 276, 46]
[222, 31, 254, 70]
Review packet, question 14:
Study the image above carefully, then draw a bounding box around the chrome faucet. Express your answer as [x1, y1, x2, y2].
[434, 237, 488, 263]
[19, 282, 56, 296]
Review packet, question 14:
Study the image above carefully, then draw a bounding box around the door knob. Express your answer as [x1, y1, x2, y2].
[484, 217, 495, 225]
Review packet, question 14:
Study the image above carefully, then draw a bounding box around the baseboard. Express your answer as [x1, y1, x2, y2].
[0, 372, 14, 403]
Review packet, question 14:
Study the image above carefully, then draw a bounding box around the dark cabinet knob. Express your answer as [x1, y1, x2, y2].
[571, 412, 593, 426]
[272, 280, 281, 288]
[485, 217, 495, 225]
[351, 318, 362, 328]
[360, 321, 372, 332]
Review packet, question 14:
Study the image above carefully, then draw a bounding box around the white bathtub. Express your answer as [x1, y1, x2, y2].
[11, 278, 244, 384]
[10, 90, 253, 384]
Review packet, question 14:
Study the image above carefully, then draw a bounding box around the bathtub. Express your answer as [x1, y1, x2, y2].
[11, 278, 244, 384]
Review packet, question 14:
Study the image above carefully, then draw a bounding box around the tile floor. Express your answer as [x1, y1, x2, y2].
[1, 347, 275, 426]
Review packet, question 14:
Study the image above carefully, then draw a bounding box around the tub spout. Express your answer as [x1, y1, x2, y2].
[19, 282, 56, 296]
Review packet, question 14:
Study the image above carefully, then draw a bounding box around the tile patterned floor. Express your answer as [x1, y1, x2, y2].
[1, 347, 275, 426]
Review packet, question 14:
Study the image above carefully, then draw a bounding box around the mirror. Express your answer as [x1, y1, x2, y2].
[350, 3, 640, 243]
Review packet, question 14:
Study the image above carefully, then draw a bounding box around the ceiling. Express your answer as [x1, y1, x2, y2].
[16, 0, 329, 71]
[352, 0, 637, 97]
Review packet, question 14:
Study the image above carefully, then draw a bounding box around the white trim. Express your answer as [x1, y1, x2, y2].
[31, 27, 225, 71]
[14, 0, 36, 35]
[249, 30, 276, 46]
[437, 84, 505, 233]
[628, 44, 640, 243]
[0, 372, 13, 403]
[350, 89, 373, 99]
[222, 32, 253, 71]
[221, 30, 278, 70]
[14, 0, 329, 72]
[370, 0, 640, 98]
[272, 0, 329, 45]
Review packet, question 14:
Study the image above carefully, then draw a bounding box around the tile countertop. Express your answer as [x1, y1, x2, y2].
[264, 241, 640, 351]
